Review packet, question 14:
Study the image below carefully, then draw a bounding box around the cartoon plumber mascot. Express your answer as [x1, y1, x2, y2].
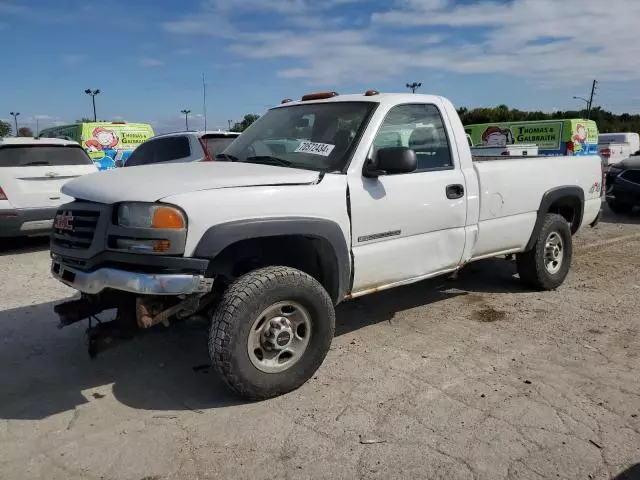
[85, 127, 119, 170]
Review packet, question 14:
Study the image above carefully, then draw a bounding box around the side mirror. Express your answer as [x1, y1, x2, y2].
[363, 146, 417, 178]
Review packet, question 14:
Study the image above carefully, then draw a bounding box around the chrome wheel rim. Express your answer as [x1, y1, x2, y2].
[544, 232, 564, 274]
[247, 301, 312, 374]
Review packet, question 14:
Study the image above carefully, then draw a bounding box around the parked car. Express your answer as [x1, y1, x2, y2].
[50, 91, 602, 400]
[122, 130, 241, 167]
[605, 155, 640, 213]
[0, 137, 97, 238]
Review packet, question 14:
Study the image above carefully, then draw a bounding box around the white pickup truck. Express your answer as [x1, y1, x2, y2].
[50, 91, 603, 399]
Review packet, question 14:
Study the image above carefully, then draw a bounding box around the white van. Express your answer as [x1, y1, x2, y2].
[598, 132, 640, 155]
[0, 137, 98, 238]
[599, 142, 632, 165]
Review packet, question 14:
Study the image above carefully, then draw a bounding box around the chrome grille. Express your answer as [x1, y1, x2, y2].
[52, 209, 100, 250]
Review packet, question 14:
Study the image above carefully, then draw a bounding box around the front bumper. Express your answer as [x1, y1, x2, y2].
[51, 260, 213, 295]
[0, 207, 58, 238]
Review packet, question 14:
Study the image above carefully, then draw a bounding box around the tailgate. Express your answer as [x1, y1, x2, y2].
[0, 145, 97, 208]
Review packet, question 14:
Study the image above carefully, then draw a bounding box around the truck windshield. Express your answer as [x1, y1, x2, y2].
[220, 102, 376, 172]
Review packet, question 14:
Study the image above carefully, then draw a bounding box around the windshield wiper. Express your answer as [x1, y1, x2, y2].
[215, 153, 239, 161]
[22, 161, 51, 166]
[245, 156, 293, 167]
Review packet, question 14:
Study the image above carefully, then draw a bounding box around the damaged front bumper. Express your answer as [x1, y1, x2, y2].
[50, 258, 216, 358]
[51, 261, 213, 295]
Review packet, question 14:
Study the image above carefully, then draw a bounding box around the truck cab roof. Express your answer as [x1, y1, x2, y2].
[272, 93, 449, 109]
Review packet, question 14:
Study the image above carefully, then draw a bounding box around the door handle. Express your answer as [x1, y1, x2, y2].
[446, 184, 464, 199]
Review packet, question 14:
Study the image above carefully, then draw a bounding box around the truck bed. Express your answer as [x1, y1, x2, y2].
[469, 154, 602, 259]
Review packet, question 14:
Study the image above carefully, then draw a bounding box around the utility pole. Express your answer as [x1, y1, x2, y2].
[9, 112, 19, 135]
[180, 109, 191, 131]
[84, 89, 101, 122]
[202, 73, 208, 132]
[406, 82, 422, 93]
[587, 79, 598, 120]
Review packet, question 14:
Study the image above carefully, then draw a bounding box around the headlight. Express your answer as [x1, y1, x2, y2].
[117, 203, 186, 229]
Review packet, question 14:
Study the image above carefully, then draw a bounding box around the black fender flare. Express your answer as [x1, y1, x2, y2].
[525, 186, 585, 251]
[193, 217, 351, 303]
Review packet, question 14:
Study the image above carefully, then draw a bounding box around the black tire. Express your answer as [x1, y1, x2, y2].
[209, 266, 335, 400]
[607, 198, 634, 214]
[516, 213, 572, 291]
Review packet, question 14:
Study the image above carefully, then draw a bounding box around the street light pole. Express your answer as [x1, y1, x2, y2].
[572, 96, 590, 117]
[180, 109, 191, 131]
[84, 89, 101, 122]
[406, 82, 422, 93]
[9, 112, 20, 136]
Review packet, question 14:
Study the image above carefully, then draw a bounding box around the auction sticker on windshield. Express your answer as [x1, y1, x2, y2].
[295, 141, 335, 156]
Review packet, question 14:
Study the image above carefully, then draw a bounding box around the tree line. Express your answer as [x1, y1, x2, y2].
[456, 105, 640, 133]
[0, 120, 32, 137]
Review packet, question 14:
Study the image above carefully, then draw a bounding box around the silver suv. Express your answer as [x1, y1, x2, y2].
[122, 130, 240, 167]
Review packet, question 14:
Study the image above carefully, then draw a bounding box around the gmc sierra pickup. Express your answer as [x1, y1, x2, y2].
[50, 91, 603, 399]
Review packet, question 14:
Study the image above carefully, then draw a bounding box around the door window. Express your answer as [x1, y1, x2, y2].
[372, 104, 453, 172]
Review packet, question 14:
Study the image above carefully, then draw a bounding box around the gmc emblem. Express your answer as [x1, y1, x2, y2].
[54, 214, 74, 231]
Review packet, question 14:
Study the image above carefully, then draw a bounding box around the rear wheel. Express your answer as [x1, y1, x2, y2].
[607, 198, 634, 214]
[209, 266, 335, 400]
[516, 213, 572, 291]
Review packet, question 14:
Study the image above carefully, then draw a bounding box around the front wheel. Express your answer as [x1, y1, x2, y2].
[209, 266, 335, 400]
[516, 213, 572, 291]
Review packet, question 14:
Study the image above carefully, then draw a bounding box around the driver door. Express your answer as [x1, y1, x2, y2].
[348, 102, 467, 294]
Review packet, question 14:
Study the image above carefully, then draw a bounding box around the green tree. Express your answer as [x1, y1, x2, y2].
[75, 118, 93, 123]
[0, 120, 11, 137]
[231, 114, 260, 132]
[457, 104, 640, 134]
[18, 127, 33, 137]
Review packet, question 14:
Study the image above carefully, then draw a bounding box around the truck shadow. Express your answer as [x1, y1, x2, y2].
[599, 204, 640, 225]
[0, 236, 50, 256]
[0, 259, 524, 420]
[612, 464, 640, 480]
[336, 257, 524, 336]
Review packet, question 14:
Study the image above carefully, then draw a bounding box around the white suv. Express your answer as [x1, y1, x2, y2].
[0, 137, 97, 238]
[122, 130, 240, 167]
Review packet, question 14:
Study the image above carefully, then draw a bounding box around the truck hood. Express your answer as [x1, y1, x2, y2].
[61, 162, 321, 204]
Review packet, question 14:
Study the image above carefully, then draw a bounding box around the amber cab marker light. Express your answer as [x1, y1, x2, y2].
[151, 207, 185, 229]
[364, 89, 380, 96]
[301, 92, 339, 101]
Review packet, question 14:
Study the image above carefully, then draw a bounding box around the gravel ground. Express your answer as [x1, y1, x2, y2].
[1, 206, 639, 480]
